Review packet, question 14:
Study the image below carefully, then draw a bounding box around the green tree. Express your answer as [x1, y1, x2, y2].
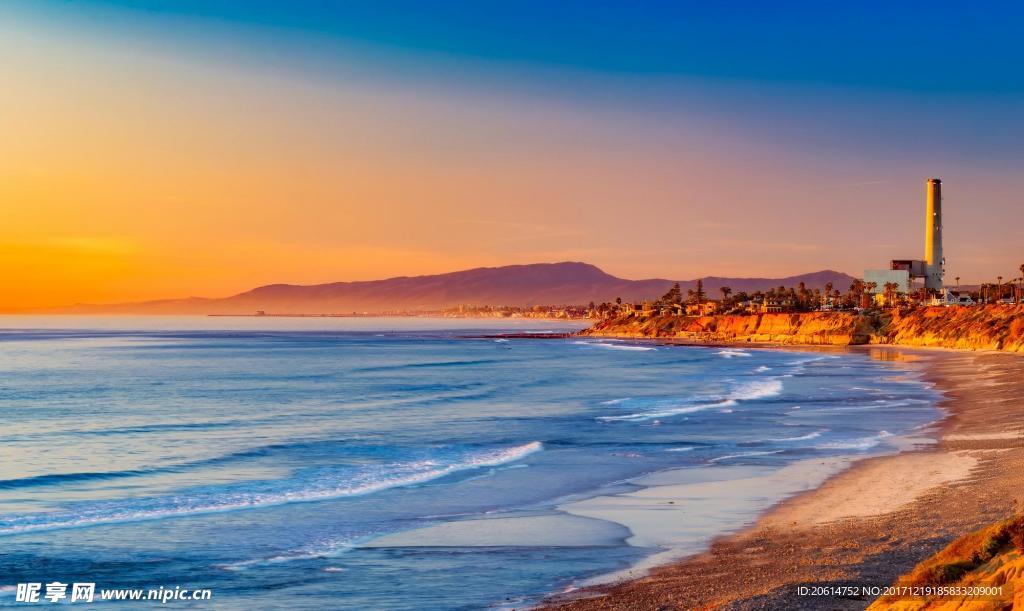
[688, 279, 706, 305]
[796, 282, 809, 310]
[661, 282, 682, 305]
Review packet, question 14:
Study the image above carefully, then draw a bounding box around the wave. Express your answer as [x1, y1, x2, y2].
[731, 379, 783, 401]
[716, 349, 751, 358]
[598, 398, 737, 422]
[598, 378, 783, 422]
[573, 341, 656, 352]
[813, 431, 893, 451]
[0, 434, 395, 490]
[219, 536, 359, 571]
[814, 438, 880, 450]
[763, 430, 825, 442]
[0, 442, 543, 536]
[354, 359, 504, 373]
[0, 469, 157, 490]
[709, 450, 783, 463]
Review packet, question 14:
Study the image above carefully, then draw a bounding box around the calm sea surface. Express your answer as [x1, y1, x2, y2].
[0, 317, 940, 609]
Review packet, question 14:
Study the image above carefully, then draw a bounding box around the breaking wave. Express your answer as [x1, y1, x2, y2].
[573, 341, 656, 351]
[0, 442, 543, 536]
[598, 378, 783, 422]
[717, 349, 752, 358]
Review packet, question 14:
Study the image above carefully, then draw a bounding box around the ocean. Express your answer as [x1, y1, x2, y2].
[0, 317, 941, 609]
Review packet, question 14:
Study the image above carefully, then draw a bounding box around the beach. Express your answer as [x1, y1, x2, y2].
[543, 347, 1024, 610]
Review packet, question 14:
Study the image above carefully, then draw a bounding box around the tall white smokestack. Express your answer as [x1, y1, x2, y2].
[924, 178, 943, 291]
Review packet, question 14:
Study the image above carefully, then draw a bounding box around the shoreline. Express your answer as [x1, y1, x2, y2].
[540, 346, 1024, 610]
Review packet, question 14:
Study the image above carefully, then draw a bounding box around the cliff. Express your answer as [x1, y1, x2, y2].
[584, 311, 875, 345]
[884, 305, 1024, 352]
[868, 515, 1024, 610]
[582, 305, 1024, 352]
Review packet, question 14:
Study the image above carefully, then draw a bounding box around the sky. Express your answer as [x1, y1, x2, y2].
[2, 1, 1022, 310]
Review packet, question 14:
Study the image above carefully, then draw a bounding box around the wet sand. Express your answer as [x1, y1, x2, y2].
[541, 347, 1024, 610]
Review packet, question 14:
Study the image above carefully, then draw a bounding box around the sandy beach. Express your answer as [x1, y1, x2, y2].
[542, 347, 1024, 610]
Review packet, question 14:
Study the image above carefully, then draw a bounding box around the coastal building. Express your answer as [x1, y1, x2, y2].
[864, 178, 945, 297]
[928, 289, 975, 307]
[864, 269, 911, 294]
[686, 302, 719, 316]
[659, 303, 684, 316]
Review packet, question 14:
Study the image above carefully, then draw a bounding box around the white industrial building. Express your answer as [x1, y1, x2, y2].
[864, 178, 945, 296]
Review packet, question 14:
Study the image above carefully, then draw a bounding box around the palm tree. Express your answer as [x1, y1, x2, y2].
[847, 279, 865, 310]
[883, 282, 899, 307]
[955, 276, 960, 289]
[719, 286, 732, 304]
[998, 276, 1003, 301]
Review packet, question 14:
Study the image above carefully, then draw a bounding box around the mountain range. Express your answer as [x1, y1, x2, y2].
[56, 262, 856, 315]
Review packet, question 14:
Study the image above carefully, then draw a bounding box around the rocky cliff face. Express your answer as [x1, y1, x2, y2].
[884, 305, 1024, 352]
[584, 311, 875, 345]
[583, 305, 1024, 352]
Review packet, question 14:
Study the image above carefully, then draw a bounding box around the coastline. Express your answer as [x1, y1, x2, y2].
[540, 345, 1024, 610]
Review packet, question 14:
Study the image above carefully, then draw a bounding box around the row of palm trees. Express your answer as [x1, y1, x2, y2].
[952, 264, 1024, 303]
[591, 265, 1024, 318]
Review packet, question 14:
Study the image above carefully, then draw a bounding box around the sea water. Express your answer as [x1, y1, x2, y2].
[0, 317, 941, 609]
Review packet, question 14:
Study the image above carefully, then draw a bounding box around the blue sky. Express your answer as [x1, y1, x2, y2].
[24, 0, 1022, 91]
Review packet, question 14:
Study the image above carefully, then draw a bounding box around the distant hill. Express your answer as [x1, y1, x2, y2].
[57, 262, 857, 315]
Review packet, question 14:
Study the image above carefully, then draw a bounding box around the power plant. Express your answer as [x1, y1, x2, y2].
[864, 178, 945, 296]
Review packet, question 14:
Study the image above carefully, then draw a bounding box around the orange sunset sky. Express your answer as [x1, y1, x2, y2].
[2, 2, 1022, 311]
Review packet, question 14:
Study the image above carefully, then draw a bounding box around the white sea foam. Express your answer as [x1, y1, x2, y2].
[0, 442, 544, 536]
[730, 379, 784, 401]
[573, 341, 656, 351]
[600, 398, 631, 405]
[597, 399, 737, 422]
[717, 349, 751, 358]
[709, 450, 783, 463]
[765, 430, 825, 442]
[598, 378, 783, 422]
[755, 366, 772, 372]
[814, 438, 881, 450]
[814, 431, 892, 451]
